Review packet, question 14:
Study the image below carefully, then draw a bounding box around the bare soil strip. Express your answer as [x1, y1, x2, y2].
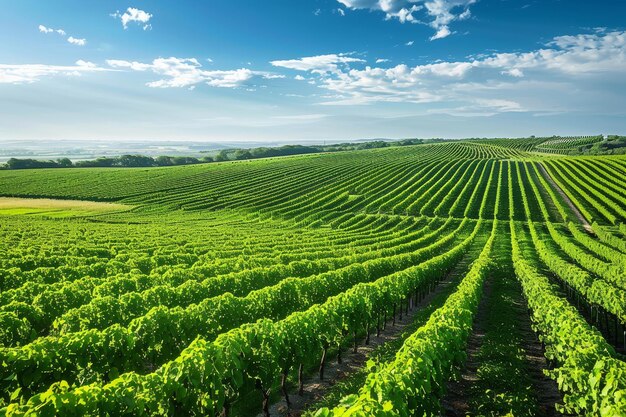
[516, 299, 566, 416]
[442, 275, 492, 416]
[536, 163, 593, 232]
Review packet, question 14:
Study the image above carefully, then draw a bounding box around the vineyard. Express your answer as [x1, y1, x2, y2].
[533, 136, 605, 154]
[0, 140, 624, 416]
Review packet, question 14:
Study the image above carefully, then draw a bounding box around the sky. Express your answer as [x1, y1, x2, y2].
[0, 0, 625, 142]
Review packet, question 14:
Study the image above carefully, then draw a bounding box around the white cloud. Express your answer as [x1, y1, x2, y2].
[316, 61, 473, 106]
[405, 40, 414, 46]
[280, 31, 626, 116]
[480, 31, 626, 74]
[0, 61, 108, 84]
[430, 26, 451, 40]
[475, 98, 522, 112]
[423, 0, 474, 40]
[394, 5, 423, 23]
[337, 1, 424, 23]
[294, 74, 306, 80]
[75, 60, 97, 68]
[458, 8, 471, 20]
[337, 8, 346, 16]
[262, 73, 286, 79]
[38, 25, 54, 34]
[336, 0, 475, 40]
[502, 68, 524, 77]
[38, 24, 81, 42]
[375, 58, 390, 63]
[270, 53, 365, 74]
[67, 36, 86, 46]
[38, 25, 66, 37]
[107, 57, 279, 88]
[427, 98, 523, 117]
[111, 7, 153, 29]
[106, 59, 153, 71]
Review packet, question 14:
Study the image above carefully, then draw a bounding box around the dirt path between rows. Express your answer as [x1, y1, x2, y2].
[442, 275, 492, 416]
[536, 162, 593, 233]
[258, 267, 463, 417]
[516, 297, 565, 416]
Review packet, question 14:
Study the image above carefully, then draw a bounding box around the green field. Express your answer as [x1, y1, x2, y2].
[0, 139, 625, 416]
[0, 197, 132, 217]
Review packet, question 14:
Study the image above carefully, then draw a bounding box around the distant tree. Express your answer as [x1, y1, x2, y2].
[171, 156, 200, 165]
[6, 158, 25, 169]
[56, 158, 73, 167]
[117, 155, 155, 167]
[233, 150, 253, 160]
[155, 156, 174, 166]
[6, 158, 59, 169]
[75, 157, 115, 167]
[214, 150, 229, 162]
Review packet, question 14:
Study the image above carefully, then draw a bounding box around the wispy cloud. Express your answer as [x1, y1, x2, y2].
[275, 31, 626, 117]
[38, 24, 66, 36]
[426, 98, 523, 117]
[38, 24, 84, 45]
[270, 53, 365, 74]
[107, 57, 281, 88]
[272, 113, 328, 121]
[0, 61, 108, 84]
[38, 25, 54, 34]
[67, 36, 86, 46]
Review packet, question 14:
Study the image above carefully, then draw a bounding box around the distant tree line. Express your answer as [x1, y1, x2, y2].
[1, 155, 211, 170]
[210, 139, 437, 161]
[0, 138, 441, 170]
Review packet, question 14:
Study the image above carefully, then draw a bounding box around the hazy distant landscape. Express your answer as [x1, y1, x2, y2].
[0, 139, 349, 162]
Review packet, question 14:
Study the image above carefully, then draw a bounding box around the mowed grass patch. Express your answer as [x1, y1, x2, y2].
[0, 197, 132, 217]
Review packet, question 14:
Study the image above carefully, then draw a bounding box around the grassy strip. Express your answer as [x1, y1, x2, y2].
[468, 272, 538, 416]
[0, 197, 132, 217]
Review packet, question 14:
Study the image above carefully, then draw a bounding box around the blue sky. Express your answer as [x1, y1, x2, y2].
[0, 0, 625, 142]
